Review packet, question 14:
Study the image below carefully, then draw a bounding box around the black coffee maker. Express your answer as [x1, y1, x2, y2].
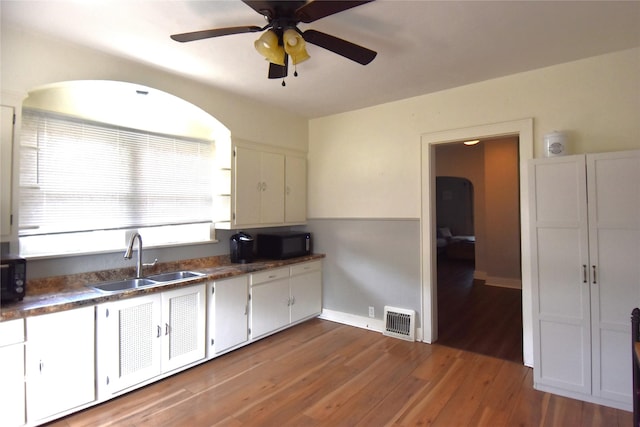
[230, 232, 254, 264]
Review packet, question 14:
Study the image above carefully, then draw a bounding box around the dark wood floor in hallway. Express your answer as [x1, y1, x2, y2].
[49, 318, 630, 427]
[437, 257, 523, 364]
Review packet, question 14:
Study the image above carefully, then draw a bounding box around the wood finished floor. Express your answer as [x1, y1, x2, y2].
[49, 318, 630, 427]
[436, 257, 523, 364]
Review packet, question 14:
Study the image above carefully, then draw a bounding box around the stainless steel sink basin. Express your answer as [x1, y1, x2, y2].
[146, 271, 204, 282]
[91, 278, 159, 292]
[89, 271, 204, 293]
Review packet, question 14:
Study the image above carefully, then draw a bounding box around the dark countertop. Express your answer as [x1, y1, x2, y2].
[0, 254, 324, 321]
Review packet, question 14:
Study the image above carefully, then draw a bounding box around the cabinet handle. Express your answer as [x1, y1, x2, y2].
[262, 182, 267, 191]
[157, 325, 162, 338]
[291, 296, 296, 305]
[582, 265, 587, 283]
[592, 265, 597, 284]
[165, 323, 170, 336]
[39, 360, 44, 373]
[257, 182, 262, 192]
[286, 186, 291, 195]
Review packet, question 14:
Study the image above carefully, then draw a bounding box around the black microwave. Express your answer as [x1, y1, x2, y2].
[257, 232, 311, 260]
[1, 255, 26, 302]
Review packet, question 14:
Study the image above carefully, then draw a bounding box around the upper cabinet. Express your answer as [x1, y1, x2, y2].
[214, 139, 307, 229]
[1, 104, 15, 242]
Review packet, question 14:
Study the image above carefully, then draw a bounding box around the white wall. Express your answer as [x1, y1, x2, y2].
[309, 47, 640, 219]
[0, 25, 308, 152]
[0, 25, 308, 276]
[308, 48, 640, 364]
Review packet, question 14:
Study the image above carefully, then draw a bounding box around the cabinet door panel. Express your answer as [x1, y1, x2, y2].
[162, 284, 206, 372]
[290, 270, 322, 324]
[251, 278, 290, 338]
[285, 155, 306, 223]
[0, 344, 25, 427]
[588, 151, 640, 403]
[26, 306, 95, 422]
[260, 151, 285, 224]
[212, 276, 248, 354]
[529, 156, 591, 395]
[97, 294, 162, 395]
[234, 146, 262, 226]
[1, 105, 14, 241]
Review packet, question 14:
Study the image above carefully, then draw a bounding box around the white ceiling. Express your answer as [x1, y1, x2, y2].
[3, 0, 640, 118]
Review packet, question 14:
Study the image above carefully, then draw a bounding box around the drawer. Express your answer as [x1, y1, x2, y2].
[290, 261, 322, 276]
[0, 318, 25, 346]
[251, 267, 289, 286]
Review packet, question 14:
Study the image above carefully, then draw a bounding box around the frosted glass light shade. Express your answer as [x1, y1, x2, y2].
[254, 30, 285, 66]
[283, 29, 310, 65]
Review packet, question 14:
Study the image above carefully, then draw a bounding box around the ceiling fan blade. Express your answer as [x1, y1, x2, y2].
[171, 26, 263, 43]
[268, 55, 289, 79]
[295, 0, 374, 23]
[303, 29, 376, 65]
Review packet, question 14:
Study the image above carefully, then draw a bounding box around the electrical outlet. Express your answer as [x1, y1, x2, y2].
[368, 306, 375, 318]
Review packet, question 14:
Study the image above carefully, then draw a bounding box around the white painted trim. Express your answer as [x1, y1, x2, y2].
[484, 276, 522, 289]
[319, 308, 385, 332]
[420, 118, 534, 367]
[319, 308, 424, 342]
[474, 270, 488, 281]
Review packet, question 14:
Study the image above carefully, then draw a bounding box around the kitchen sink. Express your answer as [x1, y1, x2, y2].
[90, 271, 205, 293]
[146, 271, 205, 282]
[91, 278, 159, 292]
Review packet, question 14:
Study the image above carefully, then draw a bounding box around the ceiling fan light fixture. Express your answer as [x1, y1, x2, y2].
[254, 30, 285, 66]
[283, 28, 310, 65]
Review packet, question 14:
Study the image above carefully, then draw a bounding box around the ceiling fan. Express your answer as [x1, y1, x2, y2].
[170, 0, 377, 82]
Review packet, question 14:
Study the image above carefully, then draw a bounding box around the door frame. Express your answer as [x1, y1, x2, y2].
[420, 118, 534, 367]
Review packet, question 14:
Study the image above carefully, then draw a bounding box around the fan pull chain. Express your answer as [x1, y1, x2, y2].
[282, 79, 286, 87]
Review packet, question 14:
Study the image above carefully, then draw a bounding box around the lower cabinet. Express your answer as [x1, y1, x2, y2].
[25, 306, 95, 423]
[250, 260, 322, 339]
[207, 275, 249, 357]
[96, 284, 206, 397]
[0, 319, 26, 427]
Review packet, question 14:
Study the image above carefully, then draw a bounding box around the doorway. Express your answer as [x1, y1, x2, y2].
[419, 118, 534, 367]
[434, 140, 523, 363]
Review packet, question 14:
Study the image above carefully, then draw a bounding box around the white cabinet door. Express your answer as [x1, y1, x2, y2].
[26, 306, 95, 423]
[530, 150, 640, 408]
[96, 293, 162, 396]
[530, 155, 592, 395]
[234, 146, 262, 226]
[290, 261, 322, 324]
[208, 276, 249, 355]
[588, 151, 640, 404]
[0, 319, 25, 427]
[285, 155, 307, 224]
[260, 151, 285, 224]
[161, 284, 206, 373]
[1, 105, 14, 241]
[251, 277, 290, 338]
[233, 146, 285, 227]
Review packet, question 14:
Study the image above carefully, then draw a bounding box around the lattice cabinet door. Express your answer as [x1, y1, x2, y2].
[161, 284, 206, 372]
[96, 293, 162, 397]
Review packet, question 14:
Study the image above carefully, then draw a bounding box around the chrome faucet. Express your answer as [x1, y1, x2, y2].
[124, 233, 157, 278]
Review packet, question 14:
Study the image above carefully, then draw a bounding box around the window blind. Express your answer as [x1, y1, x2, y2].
[19, 109, 213, 236]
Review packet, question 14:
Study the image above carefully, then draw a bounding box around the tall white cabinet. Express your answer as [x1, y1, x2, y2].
[529, 150, 640, 410]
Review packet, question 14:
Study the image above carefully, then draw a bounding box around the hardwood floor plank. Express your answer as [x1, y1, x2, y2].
[47, 319, 631, 427]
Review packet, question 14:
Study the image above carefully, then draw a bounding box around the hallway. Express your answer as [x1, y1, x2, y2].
[437, 257, 523, 364]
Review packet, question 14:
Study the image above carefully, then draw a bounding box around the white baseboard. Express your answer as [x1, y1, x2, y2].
[318, 308, 424, 341]
[319, 308, 385, 332]
[485, 276, 522, 289]
[473, 270, 522, 289]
